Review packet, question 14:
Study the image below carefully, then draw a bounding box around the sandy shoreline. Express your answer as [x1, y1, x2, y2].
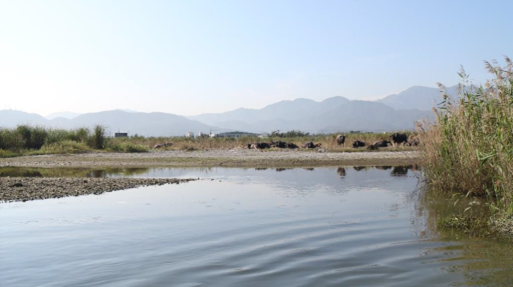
[1, 177, 197, 202]
[0, 149, 419, 168]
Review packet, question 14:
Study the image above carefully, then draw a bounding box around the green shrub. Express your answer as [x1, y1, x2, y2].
[0, 149, 20, 158]
[15, 125, 48, 149]
[38, 140, 91, 154]
[107, 142, 149, 153]
[0, 128, 24, 150]
[89, 125, 106, 149]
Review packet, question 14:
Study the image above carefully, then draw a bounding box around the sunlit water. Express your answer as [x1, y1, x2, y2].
[1, 167, 512, 286]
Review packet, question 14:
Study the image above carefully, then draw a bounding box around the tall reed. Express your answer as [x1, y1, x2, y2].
[419, 56, 513, 214]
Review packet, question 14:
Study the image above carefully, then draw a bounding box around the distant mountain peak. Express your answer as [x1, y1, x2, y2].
[46, 111, 81, 120]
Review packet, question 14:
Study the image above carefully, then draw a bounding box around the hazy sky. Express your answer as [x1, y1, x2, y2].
[0, 0, 511, 116]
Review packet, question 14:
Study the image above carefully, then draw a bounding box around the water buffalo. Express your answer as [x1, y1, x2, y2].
[352, 140, 366, 148]
[250, 142, 271, 149]
[390, 133, 408, 146]
[336, 135, 346, 146]
[286, 143, 299, 149]
[373, 140, 391, 148]
[270, 141, 287, 148]
[269, 141, 298, 149]
[302, 142, 322, 149]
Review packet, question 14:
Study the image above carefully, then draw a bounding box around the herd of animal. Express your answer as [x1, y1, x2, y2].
[335, 133, 419, 150]
[151, 133, 420, 151]
[247, 133, 420, 150]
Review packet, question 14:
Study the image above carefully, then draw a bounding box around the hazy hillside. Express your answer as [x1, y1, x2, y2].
[189, 96, 350, 126]
[1, 85, 444, 135]
[300, 101, 432, 132]
[189, 93, 431, 132]
[0, 110, 214, 137]
[377, 85, 458, 111]
[0, 110, 49, 127]
[46, 111, 81, 120]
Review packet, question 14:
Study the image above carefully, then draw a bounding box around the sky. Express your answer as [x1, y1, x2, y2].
[0, 0, 512, 116]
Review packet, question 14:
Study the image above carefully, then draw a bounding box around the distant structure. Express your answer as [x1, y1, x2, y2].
[115, 132, 128, 138]
[185, 132, 194, 138]
[197, 132, 209, 138]
[211, 131, 260, 138]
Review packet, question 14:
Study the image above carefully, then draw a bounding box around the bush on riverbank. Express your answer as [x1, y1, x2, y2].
[38, 140, 91, 155]
[106, 141, 149, 153]
[0, 125, 106, 154]
[420, 57, 513, 215]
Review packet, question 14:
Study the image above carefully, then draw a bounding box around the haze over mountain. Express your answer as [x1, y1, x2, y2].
[0, 110, 213, 137]
[377, 85, 458, 111]
[1, 85, 447, 136]
[45, 111, 81, 120]
[187, 85, 446, 132]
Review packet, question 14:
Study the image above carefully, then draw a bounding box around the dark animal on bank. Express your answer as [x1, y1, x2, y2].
[336, 135, 346, 146]
[250, 142, 271, 149]
[270, 141, 287, 148]
[286, 143, 299, 149]
[407, 135, 420, 147]
[373, 140, 391, 148]
[352, 140, 366, 148]
[390, 133, 408, 146]
[302, 141, 322, 149]
[269, 141, 298, 149]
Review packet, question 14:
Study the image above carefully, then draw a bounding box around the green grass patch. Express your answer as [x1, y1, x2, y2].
[107, 142, 149, 153]
[0, 149, 21, 158]
[37, 140, 91, 155]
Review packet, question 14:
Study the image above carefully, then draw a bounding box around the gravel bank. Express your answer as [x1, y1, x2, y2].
[0, 177, 197, 202]
[0, 149, 419, 168]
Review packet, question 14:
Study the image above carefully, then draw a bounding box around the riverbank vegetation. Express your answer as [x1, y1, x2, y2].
[0, 125, 416, 157]
[107, 131, 416, 152]
[419, 56, 513, 234]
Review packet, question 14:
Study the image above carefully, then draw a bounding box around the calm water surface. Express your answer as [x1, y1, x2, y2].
[1, 167, 512, 286]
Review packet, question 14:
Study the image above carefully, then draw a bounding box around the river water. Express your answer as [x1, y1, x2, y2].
[1, 166, 512, 286]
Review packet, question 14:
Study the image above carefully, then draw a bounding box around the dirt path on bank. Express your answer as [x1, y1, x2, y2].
[0, 149, 419, 168]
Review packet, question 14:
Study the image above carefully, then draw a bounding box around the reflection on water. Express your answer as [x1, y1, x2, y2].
[1, 166, 512, 286]
[0, 165, 418, 178]
[337, 167, 346, 177]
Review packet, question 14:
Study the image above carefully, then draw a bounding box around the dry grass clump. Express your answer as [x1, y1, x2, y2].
[419, 56, 513, 214]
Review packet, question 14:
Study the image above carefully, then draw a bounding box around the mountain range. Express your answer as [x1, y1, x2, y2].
[0, 85, 453, 136]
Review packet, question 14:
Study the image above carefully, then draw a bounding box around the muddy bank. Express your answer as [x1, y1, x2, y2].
[0, 149, 419, 168]
[0, 177, 197, 202]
